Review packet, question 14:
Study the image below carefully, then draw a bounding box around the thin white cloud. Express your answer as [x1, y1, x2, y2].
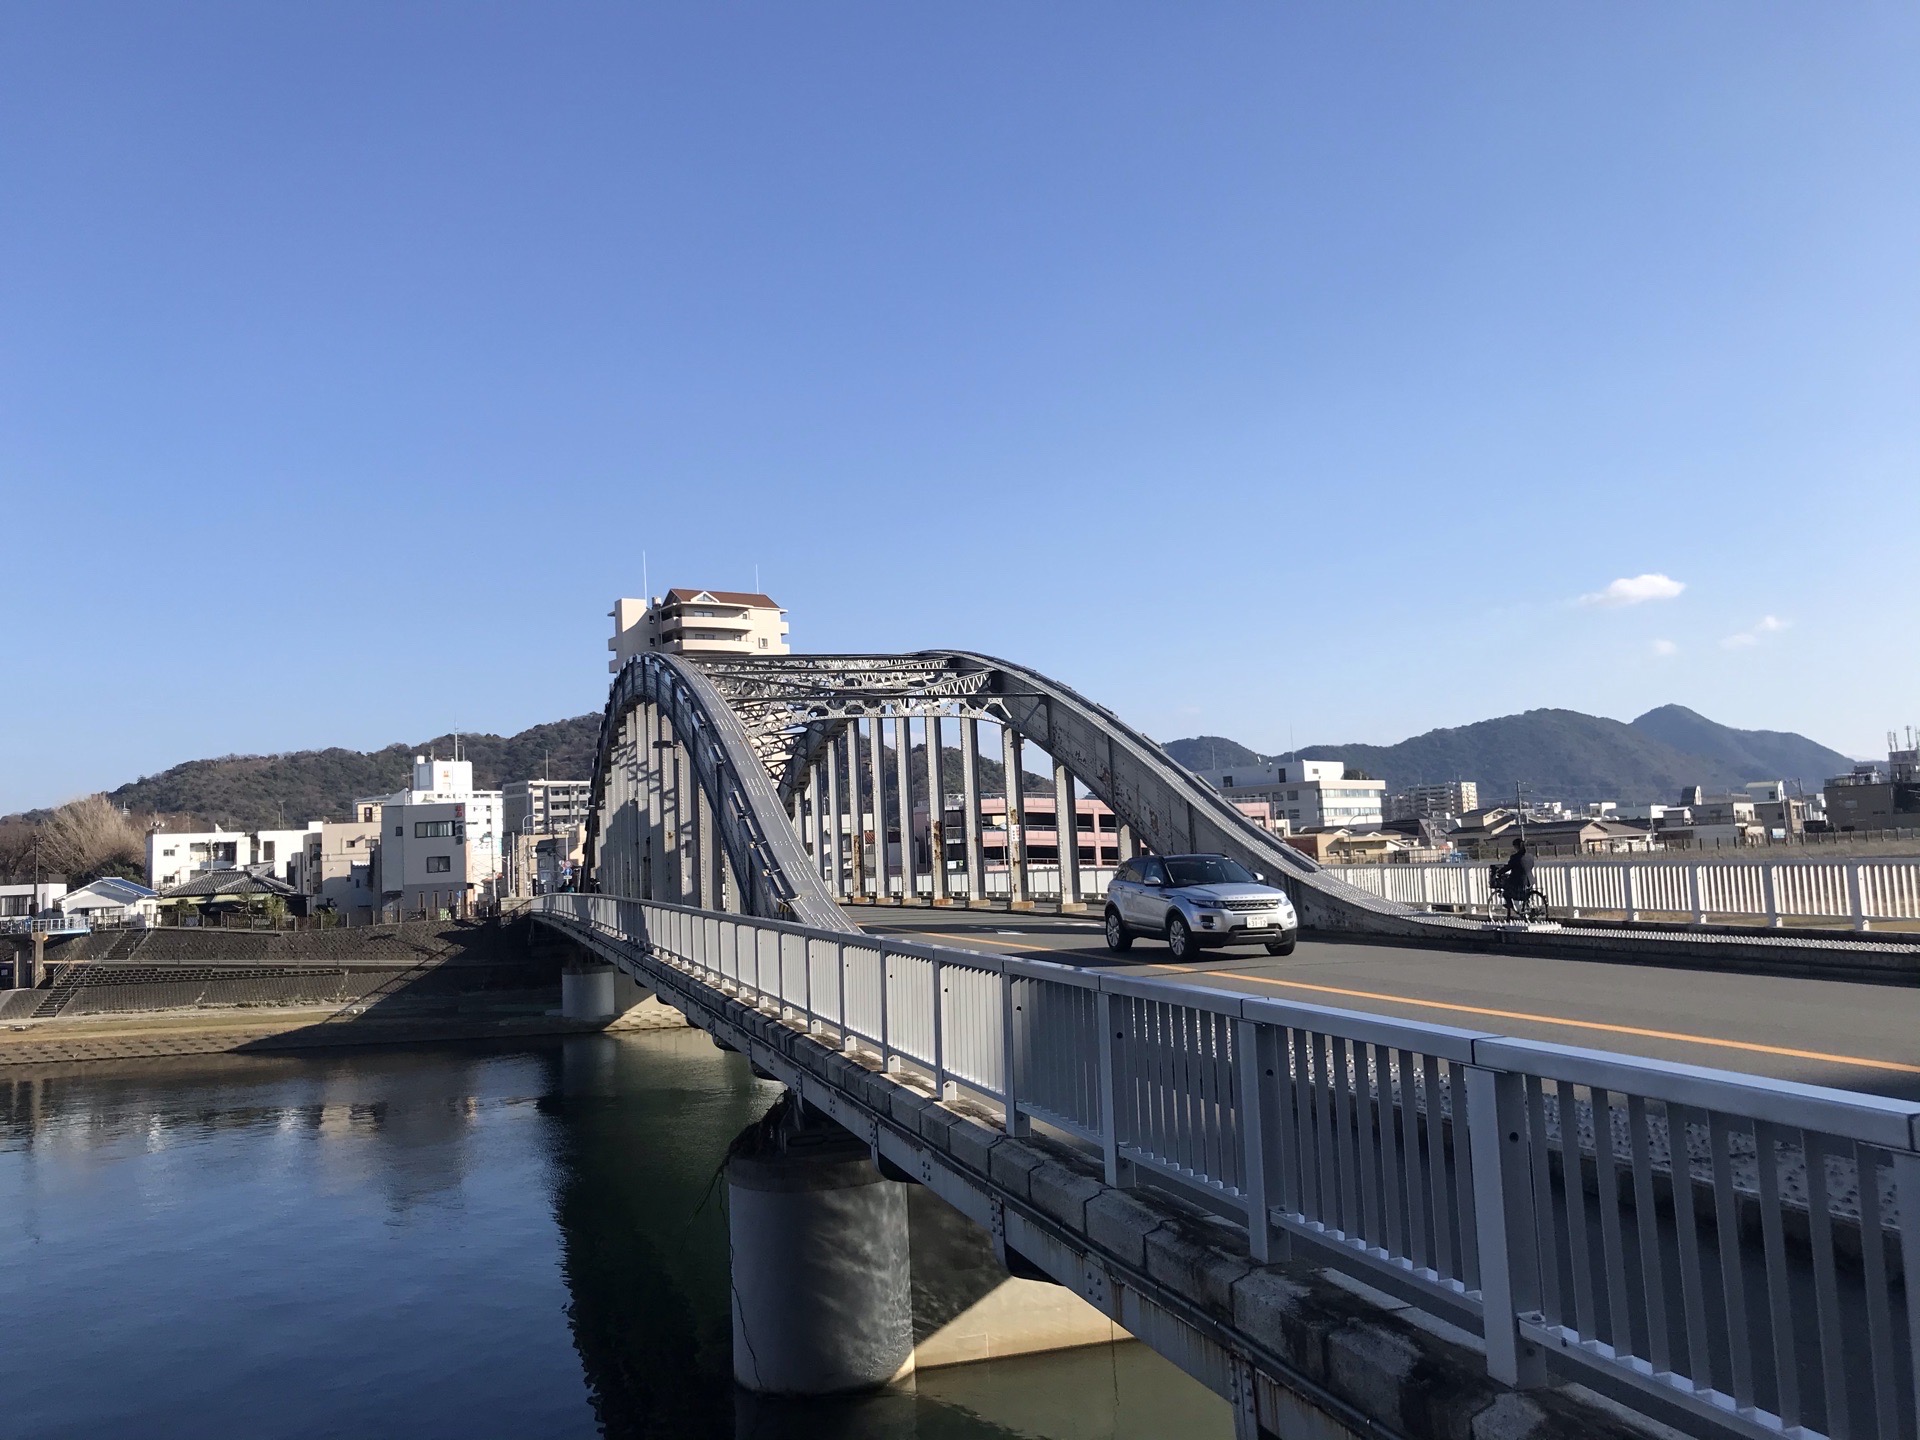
[1721, 615, 1788, 649]
[1650, 639, 1679, 657]
[1578, 573, 1686, 608]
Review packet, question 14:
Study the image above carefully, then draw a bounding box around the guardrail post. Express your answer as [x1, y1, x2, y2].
[1419, 866, 1434, 911]
[1566, 865, 1581, 919]
[1848, 861, 1872, 932]
[1895, 1152, 1920, 1431]
[999, 971, 1028, 1136]
[836, 941, 852, 1051]
[1620, 863, 1638, 922]
[1097, 990, 1132, 1187]
[1236, 1018, 1283, 1262]
[1465, 1065, 1546, 1388]
[1763, 864, 1782, 928]
[933, 958, 956, 1100]
[879, 947, 898, 1074]
[1689, 864, 1706, 926]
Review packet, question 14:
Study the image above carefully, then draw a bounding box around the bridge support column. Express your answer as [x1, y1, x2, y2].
[826, 737, 845, 898]
[894, 716, 916, 903]
[926, 716, 950, 905]
[1002, 726, 1032, 910]
[643, 703, 664, 899]
[17, 935, 45, 990]
[869, 717, 891, 902]
[962, 719, 986, 906]
[845, 722, 867, 901]
[560, 959, 651, 1022]
[1118, 822, 1136, 864]
[1054, 760, 1084, 912]
[727, 1118, 913, 1395]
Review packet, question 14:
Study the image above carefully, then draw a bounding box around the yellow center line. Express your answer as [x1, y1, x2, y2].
[1139, 967, 1920, 1077]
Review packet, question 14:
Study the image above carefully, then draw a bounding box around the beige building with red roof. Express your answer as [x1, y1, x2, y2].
[608, 588, 790, 671]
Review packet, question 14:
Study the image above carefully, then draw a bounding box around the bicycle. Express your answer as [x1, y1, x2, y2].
[1488, 867, 1550, 923]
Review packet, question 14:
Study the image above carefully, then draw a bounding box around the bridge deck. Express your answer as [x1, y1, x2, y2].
[855, 906, 1920, 1098]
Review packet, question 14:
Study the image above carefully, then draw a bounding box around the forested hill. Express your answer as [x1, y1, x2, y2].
[97, 716, 604, 830]
[1165, 705, 1853, 804]
[16, 702, 1854, 832]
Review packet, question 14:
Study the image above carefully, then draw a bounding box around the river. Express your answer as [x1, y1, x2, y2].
[0, 1030, 1231, 1439]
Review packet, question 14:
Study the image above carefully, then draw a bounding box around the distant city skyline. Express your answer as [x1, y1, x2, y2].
[4, 5, 1917, 813]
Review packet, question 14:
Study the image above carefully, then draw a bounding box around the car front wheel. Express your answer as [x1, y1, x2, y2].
[1265, 933, 1297, 956]
[1104, 907, 1133, 952]
[1166, 914, 1199, 962]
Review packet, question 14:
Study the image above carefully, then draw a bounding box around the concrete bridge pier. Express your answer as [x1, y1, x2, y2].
[559, 959, 653, 1023]
[727, 1111, 914, 1396]
[13, 934, 45, 990]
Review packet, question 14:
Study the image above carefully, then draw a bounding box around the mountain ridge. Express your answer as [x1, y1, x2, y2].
[4, 704, 1854, 833]
[1163, 705, 1851, 804]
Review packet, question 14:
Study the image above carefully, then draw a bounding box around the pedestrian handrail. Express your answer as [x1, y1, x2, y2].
[0, 915, 90, 936]
[536, 891, 1920, 1440]
[1328, 857, 1920, 931]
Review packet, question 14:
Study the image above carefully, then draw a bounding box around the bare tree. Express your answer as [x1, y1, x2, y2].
[37, 795, 146, 884]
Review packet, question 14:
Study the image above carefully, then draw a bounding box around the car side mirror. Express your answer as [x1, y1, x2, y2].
[1254, 872, 1266, 882]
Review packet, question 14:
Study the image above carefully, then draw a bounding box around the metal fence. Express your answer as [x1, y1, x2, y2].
[539, 892, 1920, 1440]
[1328, 858, 1920, 931]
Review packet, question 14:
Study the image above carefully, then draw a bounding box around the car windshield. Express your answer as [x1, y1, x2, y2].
[1165, 856, 1258, 887]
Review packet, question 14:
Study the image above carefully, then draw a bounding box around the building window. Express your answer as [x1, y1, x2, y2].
[415, 821, 455, 838]
[394, 826, 403, 837]
[262, 842, 275, 863]
[426, 856, 452, 874]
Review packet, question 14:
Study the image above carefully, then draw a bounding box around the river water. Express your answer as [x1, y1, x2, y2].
[0, 1030, 1230, 1439]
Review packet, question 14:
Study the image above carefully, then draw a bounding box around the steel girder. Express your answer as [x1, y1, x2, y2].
[586, 651, 1440, 937]
[583, 653, 849, 930]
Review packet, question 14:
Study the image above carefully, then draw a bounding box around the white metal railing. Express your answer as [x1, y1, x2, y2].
[0, 915, 90, 936]
[1327, 858, 1920, 931]
[539, 892, 1920, 1440]
[860, 866, 1118, 902]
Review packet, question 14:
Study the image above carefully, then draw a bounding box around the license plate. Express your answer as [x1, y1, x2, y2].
[1243, 914, 1269, 928]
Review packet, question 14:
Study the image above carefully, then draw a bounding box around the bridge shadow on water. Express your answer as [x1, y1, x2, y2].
[541, 1030, 1229, 1440]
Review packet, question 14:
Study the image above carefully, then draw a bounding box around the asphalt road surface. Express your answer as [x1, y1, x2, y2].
[852, 904, 1920, 1099]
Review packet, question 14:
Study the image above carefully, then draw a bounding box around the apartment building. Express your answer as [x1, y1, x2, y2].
[1386, 781, 1479, 823]
[504, 777, 593, 835]
[608, 588, 789, 672]
[296, 819, 382, 921]
[1206, 759, 1386, 830]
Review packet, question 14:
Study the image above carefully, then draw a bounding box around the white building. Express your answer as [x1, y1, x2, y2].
[504, 777, 593, 835]
[359, 756, 503, 914]
[608, 588, 789, 672]
[0, 882, 66, 919]
[57, 877, 158, 928]
[148, 826, 312, 891]
[1386, 781, 1479, 823]
[1206, 759, 1386, 831]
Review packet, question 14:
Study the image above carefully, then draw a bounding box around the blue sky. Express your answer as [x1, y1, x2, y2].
[4, 4, 1917, 812]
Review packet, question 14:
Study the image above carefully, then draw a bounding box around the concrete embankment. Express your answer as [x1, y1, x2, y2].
[0, 915, 687, 1068]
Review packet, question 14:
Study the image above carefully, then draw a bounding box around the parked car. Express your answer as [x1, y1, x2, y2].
[1103, 853, 1298, 961]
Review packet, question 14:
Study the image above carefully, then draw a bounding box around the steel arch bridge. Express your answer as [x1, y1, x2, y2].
[580, 649, 1448, 940]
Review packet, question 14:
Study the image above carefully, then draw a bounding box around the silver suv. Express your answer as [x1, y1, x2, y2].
[1104, 854, 1298, 962]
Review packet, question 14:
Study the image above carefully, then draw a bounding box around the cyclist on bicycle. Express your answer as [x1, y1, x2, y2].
[1491, 837, 1535, 917]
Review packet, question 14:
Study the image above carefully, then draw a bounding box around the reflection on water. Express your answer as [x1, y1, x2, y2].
[0, 1032, 1229, 1439]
